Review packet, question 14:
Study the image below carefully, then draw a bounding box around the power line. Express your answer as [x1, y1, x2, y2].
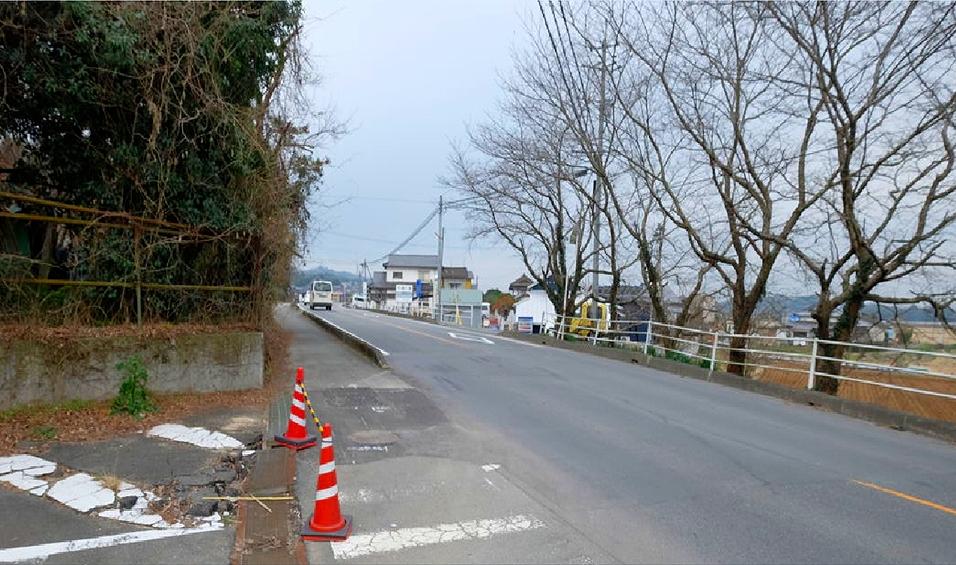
[369, 205, 440, 264]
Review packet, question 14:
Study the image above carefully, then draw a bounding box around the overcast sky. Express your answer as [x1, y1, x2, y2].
[300, 0, 533, 290]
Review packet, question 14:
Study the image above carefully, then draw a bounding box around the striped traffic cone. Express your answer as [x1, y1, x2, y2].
[302, 422, 352, 541]
[274, 368, 317, 450]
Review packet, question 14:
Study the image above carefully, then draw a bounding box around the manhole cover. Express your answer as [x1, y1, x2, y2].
[348, 430, 399, 446]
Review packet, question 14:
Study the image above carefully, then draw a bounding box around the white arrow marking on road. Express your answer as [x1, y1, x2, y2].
[447, 332, 494, 345]
[329, 514, 544, 560]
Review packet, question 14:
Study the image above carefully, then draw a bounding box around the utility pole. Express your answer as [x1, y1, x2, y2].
[436, 195, 444, 323]
[591, 39, 608, 326]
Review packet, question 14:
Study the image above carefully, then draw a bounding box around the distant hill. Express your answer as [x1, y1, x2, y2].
[750, 294, 955, 323]
[292, 266, 362, 290]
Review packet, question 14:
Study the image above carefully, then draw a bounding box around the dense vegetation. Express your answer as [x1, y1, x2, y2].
[0, 1, 328, 325]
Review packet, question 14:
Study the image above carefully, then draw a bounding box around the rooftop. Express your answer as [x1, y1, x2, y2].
[384, 254, 439, 269]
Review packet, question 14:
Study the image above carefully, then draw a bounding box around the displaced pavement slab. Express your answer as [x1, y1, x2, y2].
[43, 435, 223, 485]
[246, 448, 294, 496]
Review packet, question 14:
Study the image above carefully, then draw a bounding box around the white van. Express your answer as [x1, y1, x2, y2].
[308, 280, 334, 310]
[351, 295, 367, 309]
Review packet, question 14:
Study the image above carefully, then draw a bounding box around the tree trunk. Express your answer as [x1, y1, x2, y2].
[811, 300, 839, 394]
[726, 294, 752, 376]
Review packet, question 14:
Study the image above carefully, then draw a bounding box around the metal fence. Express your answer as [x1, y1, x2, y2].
[544, 313, 956, 402]
[1, 190, 258, 324]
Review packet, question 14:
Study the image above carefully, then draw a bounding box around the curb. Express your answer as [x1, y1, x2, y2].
[233, 395, 307, 565]
[297, 307, 390, 369]
[502, 331, 956, 445]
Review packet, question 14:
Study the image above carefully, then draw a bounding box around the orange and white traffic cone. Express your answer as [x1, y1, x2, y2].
[274, 367, 317, 451]
[302, 422, 352, 541]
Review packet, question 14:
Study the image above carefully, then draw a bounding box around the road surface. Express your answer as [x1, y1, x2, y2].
[299, 306, 956, 563]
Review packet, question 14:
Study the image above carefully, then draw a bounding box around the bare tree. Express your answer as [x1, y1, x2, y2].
[609, 2, 827, 374]
[763, 1, 956, 392]
[444, 120, 599, 318]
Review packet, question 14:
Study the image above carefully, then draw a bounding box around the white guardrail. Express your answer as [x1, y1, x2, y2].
[543, 313, 956, 401]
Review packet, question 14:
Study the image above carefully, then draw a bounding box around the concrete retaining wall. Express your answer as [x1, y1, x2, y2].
[502, 331, 956, 444]
[0, 331, 264, 409]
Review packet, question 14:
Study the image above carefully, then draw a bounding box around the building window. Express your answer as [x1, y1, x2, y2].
[449, 282, 462, 289]
[392, 272, 403, 280]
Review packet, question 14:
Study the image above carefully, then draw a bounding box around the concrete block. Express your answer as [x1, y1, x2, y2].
[0, 332, 263, 409]
[901, 415, 956, 443]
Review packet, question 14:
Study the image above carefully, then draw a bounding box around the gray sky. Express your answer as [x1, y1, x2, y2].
[301, 0, 532, 290]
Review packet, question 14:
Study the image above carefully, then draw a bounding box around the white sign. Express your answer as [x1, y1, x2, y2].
[395, 284, 413, 303]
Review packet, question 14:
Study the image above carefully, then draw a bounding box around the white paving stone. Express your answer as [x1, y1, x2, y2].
[147, 424, 243, 449]
[30, 484, 49, 496]
[0, 471, 48, 492]
[98, 508, 166, 527]
[0, 454, 56, 476]
[47, 473, 115, 512]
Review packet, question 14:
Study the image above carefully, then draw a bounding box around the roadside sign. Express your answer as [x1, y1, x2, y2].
[395, 284, 413, 303]
[517, 316, 534, 333]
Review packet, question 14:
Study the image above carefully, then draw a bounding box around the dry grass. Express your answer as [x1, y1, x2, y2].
[0, 322, 258, 344]
[753, 364, 956, 423]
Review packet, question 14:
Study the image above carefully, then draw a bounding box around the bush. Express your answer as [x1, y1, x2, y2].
[111, 356, 156, 418]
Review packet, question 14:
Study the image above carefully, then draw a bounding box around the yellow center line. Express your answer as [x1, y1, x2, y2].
[852, 479, 956, 518]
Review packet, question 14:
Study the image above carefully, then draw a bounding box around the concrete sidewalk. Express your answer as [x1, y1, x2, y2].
[278, 304, 610, 564]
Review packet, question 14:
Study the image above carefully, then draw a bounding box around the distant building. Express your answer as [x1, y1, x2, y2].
[508, 274, 534, 298]
[367, 254, 477, 313]
[441, 266, 474, 289]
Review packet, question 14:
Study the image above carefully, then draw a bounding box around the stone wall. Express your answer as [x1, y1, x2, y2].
[0, 332, 263, 409]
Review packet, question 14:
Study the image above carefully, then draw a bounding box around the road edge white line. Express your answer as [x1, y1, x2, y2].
[0, 525, 223, 563]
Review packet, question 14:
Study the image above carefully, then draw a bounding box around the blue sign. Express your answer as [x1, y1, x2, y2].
[415, 279, 424, 298]
[788, 312, 801, 323]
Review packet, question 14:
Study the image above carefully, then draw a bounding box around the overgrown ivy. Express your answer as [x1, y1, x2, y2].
[0, 1, 325, 325]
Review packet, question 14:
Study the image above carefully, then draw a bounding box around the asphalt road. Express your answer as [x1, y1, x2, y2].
[301, 306, 956, 564]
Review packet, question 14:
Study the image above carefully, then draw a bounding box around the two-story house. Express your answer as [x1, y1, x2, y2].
[368, 254, 438, 309]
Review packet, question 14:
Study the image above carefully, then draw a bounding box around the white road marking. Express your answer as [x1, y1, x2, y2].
[483, 477, 500, 491]
[0, 524, 222, 562]
[481, 463, 500, 472]
[147, 424, 244, 449]
[330, 514, 545, 560]
[447, 332, 494, 344]
[346, 445, 388, 452]
[492, 334, 547, 349]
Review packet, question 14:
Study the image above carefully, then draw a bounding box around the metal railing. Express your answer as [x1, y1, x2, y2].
[543, 313, 956, 401]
